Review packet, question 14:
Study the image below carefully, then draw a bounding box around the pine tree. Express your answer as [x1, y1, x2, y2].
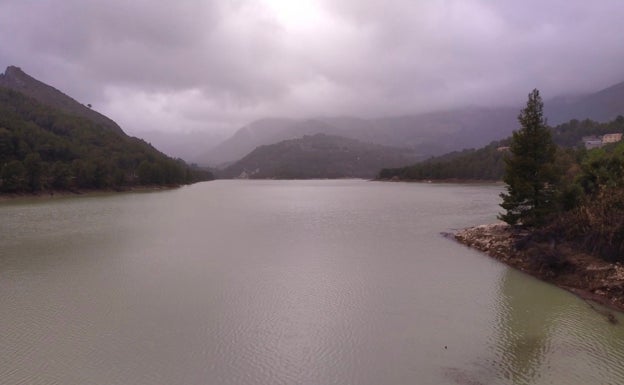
[499, 89, 557, 227]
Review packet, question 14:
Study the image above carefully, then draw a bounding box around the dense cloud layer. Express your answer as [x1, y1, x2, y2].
[1, 0, 623, 136]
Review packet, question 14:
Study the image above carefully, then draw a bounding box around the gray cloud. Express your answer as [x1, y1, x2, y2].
[1, 0, 623, 137]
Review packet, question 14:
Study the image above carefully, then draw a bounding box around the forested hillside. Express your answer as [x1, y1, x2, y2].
[551, 116, 624, 146]
[378, 140, 509, 181]
[220, 133, 420, 179]
[378, 116, 624, 181]
[0, 66, 123, 134]
[0, 87, 212, 193]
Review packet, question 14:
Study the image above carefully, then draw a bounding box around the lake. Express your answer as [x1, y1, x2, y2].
[1, 180, 623, 385]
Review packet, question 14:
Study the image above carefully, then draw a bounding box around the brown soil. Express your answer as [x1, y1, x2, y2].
[455, 223, 624, 318]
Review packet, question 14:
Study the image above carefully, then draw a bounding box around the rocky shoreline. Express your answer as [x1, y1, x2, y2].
[455, 223, 624, 319]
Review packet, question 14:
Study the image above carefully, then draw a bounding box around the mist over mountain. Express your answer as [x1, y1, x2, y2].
[4, 1, 624, 140]
[220, 134, 421, 179]
[378, 115, 624, 182]
[140, 130, 227, 162]
[197, 79, 624, 167]
[196, 118, 300, 166]
[545, 81, 624, 124]
[196, 108, 516, 166]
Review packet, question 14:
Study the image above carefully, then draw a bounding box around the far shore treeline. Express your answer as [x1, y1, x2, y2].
[378, 115, 624, 182]
[0, 87, 213, 194]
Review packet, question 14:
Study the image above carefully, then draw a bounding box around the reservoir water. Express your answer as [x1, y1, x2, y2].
[1, 180, 623, 385]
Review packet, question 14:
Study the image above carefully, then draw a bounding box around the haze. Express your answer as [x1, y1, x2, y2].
[1, 0, 623, 140]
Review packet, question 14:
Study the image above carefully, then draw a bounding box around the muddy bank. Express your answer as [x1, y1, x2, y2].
[455, 223, 624, 316]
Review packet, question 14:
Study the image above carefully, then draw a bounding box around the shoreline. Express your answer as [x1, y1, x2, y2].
[454, 223, 624, 319]
[376, 177, 503, 184]
[0, 185, 181, 202]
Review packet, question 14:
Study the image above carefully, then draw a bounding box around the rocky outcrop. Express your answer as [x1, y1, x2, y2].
[455, 223, 515, 259]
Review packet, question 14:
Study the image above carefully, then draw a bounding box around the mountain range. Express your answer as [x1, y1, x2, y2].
[6, 63, 623, 183]
[197, 81, 624, 167]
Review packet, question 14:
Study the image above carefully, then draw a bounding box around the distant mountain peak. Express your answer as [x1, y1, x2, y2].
[0, 66, 30, 88]
[2, 65, 25, 78]
[0, 65, 123, 134]
[2, 65, 49, 91]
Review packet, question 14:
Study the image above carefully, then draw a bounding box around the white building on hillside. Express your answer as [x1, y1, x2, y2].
[602, 133, 623, 144]
[583, 136, 603, 149]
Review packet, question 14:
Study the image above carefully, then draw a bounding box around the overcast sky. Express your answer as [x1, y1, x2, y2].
[1, 0, 624, 136]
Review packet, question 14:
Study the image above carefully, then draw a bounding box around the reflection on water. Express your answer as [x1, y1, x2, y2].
[490, 269, 624, 384]
[492, 270, 556, 383]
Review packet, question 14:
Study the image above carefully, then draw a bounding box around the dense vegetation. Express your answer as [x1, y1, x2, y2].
[493, 89, 624, 262]
[551, 115, 624, 146]
[377, 140, 509, 181]
[543, 142, 624, 261]
[220, 133, 421, 179]
[378, 116, 624, 182]
[0, 87, 212, 193]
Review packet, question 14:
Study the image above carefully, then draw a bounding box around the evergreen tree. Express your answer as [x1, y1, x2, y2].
[499, 89, 557, 227]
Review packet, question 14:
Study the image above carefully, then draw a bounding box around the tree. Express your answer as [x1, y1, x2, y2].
[24, 152, 43, 191]
[0, 127, 15, 163]
[137, 160, 156, 185]
[499, 89, 557, 227]
[1, 160, 26, 192]
[50, 161, 71, 189]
